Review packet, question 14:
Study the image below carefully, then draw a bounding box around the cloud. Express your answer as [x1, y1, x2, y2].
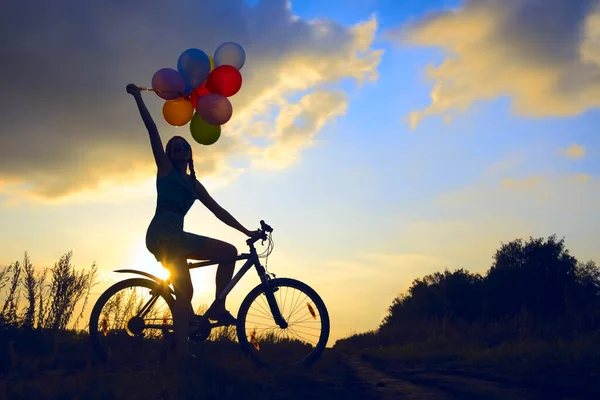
[439, 173, 598, 211]
[395, 218, 534, 271]
[569, 173, 593, 183]
[500, 176, 544, 190]
[252, 90, 348, 169]
[562, 143, 587, 159]
[387, 172, 600, 277]
[0, 0, 382, 201]
[398, 147, 600, 269]
[389, 0, 600, 128]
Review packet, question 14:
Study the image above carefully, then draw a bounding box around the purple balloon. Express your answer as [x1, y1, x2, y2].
[195, 93, 233, 125]
[151, 68, 185, 100]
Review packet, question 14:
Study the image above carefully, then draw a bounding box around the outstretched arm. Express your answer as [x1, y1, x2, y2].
[126, 84, 170, 174]
[194, 179, 252, 236]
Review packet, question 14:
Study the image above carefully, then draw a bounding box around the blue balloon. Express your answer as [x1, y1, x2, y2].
[177, 48, 211, 90]
[184, 84, 193, 97]
[214, 42, 246, 70]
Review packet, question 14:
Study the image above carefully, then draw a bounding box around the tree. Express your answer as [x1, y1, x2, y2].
[381, 268, 483, 329]
[375, 234, 600, 347]
[485, 235, 578, 323]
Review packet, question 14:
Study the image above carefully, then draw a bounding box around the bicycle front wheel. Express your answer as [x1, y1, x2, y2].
[89, 278, 175, 365]
[236, 278, 330, 368]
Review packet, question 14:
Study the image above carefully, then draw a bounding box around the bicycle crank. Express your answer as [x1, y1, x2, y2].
[189, 315, 212, 342]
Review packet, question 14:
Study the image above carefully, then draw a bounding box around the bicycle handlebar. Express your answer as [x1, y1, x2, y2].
[246, 220, 273, 246]
[260, 220, 273, 233]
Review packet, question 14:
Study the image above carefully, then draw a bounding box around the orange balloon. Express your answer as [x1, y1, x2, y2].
[162, 98, 194, 126]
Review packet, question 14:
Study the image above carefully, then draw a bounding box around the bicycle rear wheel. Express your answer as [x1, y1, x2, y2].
[236, 278, 330, 368]
[89, 278, 175, 365]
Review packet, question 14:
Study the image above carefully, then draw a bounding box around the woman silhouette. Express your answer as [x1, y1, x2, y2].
[126, 84, 259, 359]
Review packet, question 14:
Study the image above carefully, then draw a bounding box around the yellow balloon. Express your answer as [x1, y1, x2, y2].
[162, 98, 193, 127]
[209, 56, 215, 71]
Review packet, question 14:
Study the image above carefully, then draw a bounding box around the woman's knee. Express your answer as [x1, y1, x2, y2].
[224, 243, 237, 259]
[209, 240, 237, 261]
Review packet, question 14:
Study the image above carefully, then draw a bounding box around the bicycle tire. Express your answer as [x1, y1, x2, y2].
[88, 278, 175, 364]
[236, 277, 330, 368]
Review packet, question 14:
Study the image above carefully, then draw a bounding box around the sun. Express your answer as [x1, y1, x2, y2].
[130, 239, 170, 280]
[127, 239, 211, 301]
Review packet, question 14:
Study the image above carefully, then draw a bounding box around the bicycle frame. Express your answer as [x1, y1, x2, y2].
[114, 237, 288, 329]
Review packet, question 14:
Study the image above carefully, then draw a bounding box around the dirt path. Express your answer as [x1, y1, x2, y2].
[342, 353, 450, 399]
[341, 353, 593, 400]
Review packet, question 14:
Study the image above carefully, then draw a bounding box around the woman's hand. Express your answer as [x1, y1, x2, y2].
[126, 83, 141, 97]
[245, 229, 262, 239]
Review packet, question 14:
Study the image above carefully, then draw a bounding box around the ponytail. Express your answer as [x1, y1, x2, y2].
[188, 157, 196, 181]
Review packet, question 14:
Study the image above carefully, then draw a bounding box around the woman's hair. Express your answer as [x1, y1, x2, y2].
[165, 135, 196, 181]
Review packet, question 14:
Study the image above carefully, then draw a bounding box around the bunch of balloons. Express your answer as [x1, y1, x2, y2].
[151, 42, 246, 145]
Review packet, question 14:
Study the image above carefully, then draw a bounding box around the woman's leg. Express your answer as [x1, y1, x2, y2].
[184, 234, 238, 313]
[165, 255, 194, 358]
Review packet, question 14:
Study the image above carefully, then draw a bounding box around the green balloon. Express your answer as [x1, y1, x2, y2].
[190, 112, 221, 145]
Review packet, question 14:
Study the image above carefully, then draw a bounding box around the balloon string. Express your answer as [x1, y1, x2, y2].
[136, 85, 186, 96]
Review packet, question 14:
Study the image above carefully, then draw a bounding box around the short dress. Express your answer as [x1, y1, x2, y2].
[145, 167, 208, 265]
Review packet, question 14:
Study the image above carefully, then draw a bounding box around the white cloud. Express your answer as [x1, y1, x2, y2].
[250, 90, 349, 169]
[390, 0, 600, 128]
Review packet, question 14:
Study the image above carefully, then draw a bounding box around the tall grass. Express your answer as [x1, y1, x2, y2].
[0, 251, 97, 331]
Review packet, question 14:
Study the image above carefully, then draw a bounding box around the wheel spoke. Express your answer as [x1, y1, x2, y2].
[246, 312, 276, 321]
[286, 289, 302, 321]
[287, 328, 318, 345]
[286, 295, 310, 322]
[249, 304, 272, 319]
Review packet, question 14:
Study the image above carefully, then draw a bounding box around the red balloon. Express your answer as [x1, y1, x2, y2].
[196, 82, 210, 96]
[206, 65, 242, 97]
[190, 83, 211, 109]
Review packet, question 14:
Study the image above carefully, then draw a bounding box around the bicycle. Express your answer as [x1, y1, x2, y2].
[88, 220, 330, 368]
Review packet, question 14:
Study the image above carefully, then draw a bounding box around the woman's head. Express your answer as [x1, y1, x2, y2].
[166, 135, 191, 162]
[165, 136, 196, 180]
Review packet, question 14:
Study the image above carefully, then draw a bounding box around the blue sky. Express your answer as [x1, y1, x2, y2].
[1, 0, 599, 344]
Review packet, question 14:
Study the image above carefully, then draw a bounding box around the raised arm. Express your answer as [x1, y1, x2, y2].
[126, 84, 171, 175]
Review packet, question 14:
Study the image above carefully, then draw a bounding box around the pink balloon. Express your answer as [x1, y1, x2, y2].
[195, 93, 233, 125]
[151, 68, 185, 100]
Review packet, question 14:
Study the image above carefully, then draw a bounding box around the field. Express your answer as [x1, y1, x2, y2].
[2, 237, 600, 399]
[2, 327, 599, 400]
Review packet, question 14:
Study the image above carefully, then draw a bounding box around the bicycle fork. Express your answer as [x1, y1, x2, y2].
[258, 267, 288, 329]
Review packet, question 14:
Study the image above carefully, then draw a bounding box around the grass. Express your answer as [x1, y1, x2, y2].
[0, 326, 362, 400]
[2, 326, 600, 399]
[352, 332, 600, 395]
[2, 245, 599, 398]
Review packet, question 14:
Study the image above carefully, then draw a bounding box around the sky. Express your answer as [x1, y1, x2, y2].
[1, 0, 599, 345]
